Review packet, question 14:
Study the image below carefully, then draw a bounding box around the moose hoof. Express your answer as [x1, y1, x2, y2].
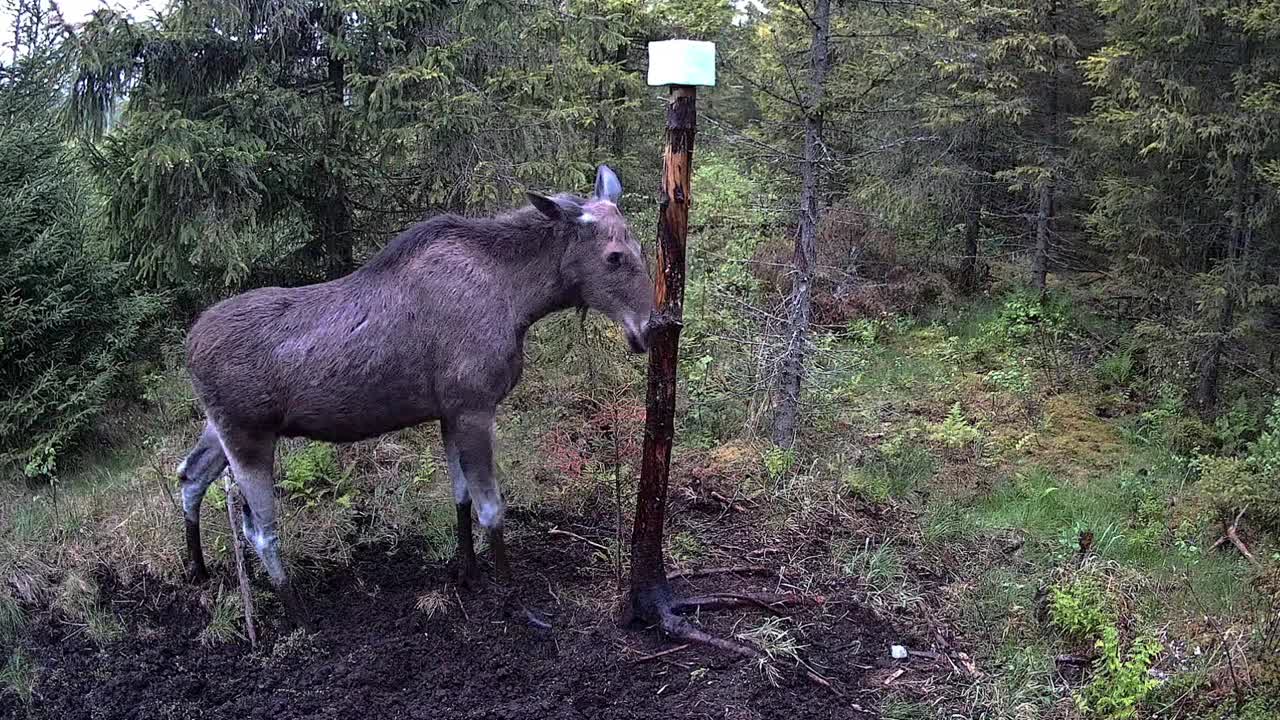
[278, 583, 315, 633]
[454, 561, 482, 590]
[186, 562, 210, 585]
[493, 561, 512, 585]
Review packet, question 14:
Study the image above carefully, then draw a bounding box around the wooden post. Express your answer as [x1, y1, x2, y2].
[626, 84, 696, 620]
[623, 40, 803, 657]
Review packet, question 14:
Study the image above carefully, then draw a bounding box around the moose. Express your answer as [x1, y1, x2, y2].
[176, 165, 652, 627]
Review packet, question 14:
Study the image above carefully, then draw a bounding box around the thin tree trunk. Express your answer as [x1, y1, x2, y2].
[320, 10, 353, 276]
[1033, 181, 1051, 290]
[626, 85, 695, 623]
[1033, 0, 1059, 292]
[959, 201, 981, 292]
[1197, 34, 1253, 420]
[11, 2, 20, 63]
[958, 120, 985, 293]
[1197, 156, 1249, 420]
[610, 41, 630, 160]
[225, 479, 257, 649]
[772, 0, 831, 448]
[320, 186, 353, 274]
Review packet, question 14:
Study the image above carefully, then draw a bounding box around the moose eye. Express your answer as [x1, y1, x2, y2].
[606, 251, 624, 269]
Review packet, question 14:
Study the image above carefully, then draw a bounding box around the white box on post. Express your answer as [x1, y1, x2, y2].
[647, 40, 716, 87]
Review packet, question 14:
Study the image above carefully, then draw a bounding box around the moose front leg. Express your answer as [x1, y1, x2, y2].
[446, 410, 510, 582]
[443, 429, 480, 586]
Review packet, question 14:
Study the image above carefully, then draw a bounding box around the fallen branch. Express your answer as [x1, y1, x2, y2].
[547, 527, 611, 553]
[709, 490, 750, 513]
[224, 478, 257, 649]
[798, 657, 844, 697]
[522, 606, 552, 631]
[1213, 508, 1261, 566]
[1226, 521, 1260, 566]
[632, 643, 691, 663]
[905, 649, 944, 661]
[805, 670, 843, 697]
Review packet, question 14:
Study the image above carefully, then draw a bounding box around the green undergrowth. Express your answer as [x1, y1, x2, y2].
[814, 291, 1276, 719]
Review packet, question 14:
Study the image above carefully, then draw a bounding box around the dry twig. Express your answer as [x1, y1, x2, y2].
[224, 478, 257, 649]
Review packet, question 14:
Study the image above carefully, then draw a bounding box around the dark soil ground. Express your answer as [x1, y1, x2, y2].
[0, 509, 943, 720]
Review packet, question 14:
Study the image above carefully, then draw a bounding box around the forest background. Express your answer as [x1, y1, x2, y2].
[2, 0, 1279, 717]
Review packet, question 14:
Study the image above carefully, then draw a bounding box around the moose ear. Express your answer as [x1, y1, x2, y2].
[527, 192, 584, 223]
[593, 165, 623, 204]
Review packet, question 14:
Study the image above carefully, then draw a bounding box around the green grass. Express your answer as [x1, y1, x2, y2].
[1, 649, 36, 706]
[921, 498, 974, 544]
[199, 588, 244, 646]
[419, 501, 459, 563]
[836, 539, 923, 610]
[0, 592, 21, 644]
[969, 465, 1251, 584]
[839, 338, 959, 402]
[845, 439, 938, 503]
[53, 573, 123, 646]
[667, 531, 707, 563]
[881, 697, 934, 720]
[971, 641, 1059, 719]
[957, 565, 1039, 638]
[971, 467, 1141, 560]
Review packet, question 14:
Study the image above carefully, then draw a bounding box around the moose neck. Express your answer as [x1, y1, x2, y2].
[505, 225, 579, 334]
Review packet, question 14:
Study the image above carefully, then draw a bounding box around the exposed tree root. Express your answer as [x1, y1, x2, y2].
[673, 592, 813, 615]
[667, 565, 775, 581]
[656, 609, 762, 659]
[626, 585, 823, 661]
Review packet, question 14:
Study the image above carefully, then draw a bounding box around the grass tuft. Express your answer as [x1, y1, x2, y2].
[199, 588, 244, 646]
[736, 617, 808, 687]
[414, 590, 449, 620]
[1, 649, 37, 706]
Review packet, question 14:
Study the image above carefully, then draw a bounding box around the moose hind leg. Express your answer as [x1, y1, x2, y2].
[450, 411, 510, 581]
[176, 421, 228, 583]
[224, 434, 313, 631]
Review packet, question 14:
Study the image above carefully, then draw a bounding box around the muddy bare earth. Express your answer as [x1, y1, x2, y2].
[1, 510, 928, 720]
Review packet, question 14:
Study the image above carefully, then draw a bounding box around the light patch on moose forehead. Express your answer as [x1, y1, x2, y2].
[583, 201, 642, 257]
[578, 200, 619, 225]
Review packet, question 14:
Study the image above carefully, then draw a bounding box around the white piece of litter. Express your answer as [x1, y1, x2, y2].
[891, 645, 909, 660]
